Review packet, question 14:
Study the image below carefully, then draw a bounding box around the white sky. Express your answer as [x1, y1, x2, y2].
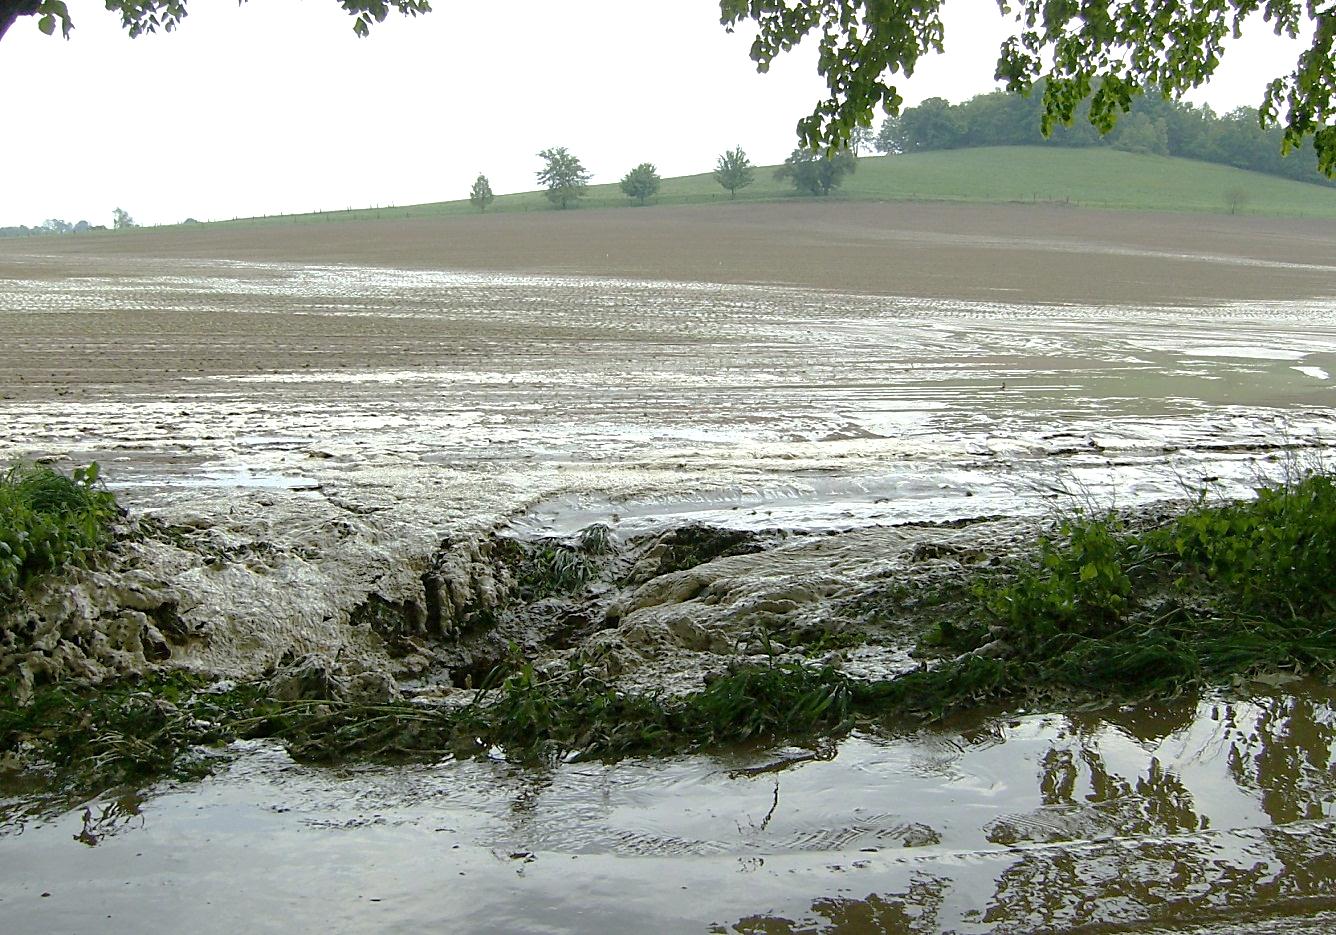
[0, 0, 1309, 226]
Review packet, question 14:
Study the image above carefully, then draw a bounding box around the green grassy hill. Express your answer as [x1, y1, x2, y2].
[219, 146, 1336, 226]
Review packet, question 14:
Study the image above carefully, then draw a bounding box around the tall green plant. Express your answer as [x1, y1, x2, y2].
[0, 462, 120, 599]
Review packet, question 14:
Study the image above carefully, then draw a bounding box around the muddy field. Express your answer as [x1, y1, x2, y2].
[2, 201, 1336, 932]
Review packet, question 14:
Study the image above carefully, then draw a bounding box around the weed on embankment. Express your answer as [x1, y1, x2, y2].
[888, 471, 1336, 717]
[0, 462, 120, 601]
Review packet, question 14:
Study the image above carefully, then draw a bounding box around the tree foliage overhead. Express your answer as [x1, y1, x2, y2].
[619, 162, 661, 205]
[0, 0, 431, 42]
[775, 147, 857, 195]
[536, 147, 592, 209]
[718, 0, 1336, 176]
[713, 146, 756, 197]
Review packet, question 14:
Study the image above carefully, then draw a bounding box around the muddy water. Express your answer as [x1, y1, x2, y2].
[1, 258, 1334, 532]
[2, 681, 1334, 934]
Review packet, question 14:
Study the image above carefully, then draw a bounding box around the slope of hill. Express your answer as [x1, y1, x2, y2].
[213, 146, 1336, 227]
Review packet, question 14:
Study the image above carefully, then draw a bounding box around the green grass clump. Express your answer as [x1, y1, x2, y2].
[0, 462, 120, 600]
[903, 472, 1336, 717]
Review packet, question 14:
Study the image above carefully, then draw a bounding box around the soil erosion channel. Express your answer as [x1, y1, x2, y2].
[1, 202, 1335, 932]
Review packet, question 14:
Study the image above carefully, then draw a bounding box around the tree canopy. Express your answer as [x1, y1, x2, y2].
[719, 0, 1335, 176]
[775, 147, 857, 195]
[536, 147, 592, 209]
[0, 0, 430, 42]
[620, 162, 661, 205]
[469, 174, 494, 212]
[713, 146, 756, 197]
[877, 85, 1336, 186]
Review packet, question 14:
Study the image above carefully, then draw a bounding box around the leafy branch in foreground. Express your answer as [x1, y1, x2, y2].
[0, 0, 431, 43]
[719, 0, 1335, 176]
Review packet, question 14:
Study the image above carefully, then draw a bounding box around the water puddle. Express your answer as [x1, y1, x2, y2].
[2, 681, 1333, 933]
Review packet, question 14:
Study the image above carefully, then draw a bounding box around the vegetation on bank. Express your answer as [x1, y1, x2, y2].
[871, 470, 1336, 718]
[3, 471, 1333, 810]
[0, 462, 119, 602]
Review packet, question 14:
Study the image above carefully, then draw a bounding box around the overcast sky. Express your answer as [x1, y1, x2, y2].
[0, 0, 1309, 227]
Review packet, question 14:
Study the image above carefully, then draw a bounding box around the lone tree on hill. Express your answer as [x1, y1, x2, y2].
[536, 147, 591, 209]
[775, 148, 856, 196]
[469, 174, 494, 212]
[713, 146, 754, 198]
[111, 207, 135, 230]
[620, 162, 661, 205]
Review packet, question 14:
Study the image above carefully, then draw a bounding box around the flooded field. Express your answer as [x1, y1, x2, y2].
[2, 203, 1335, 931]
[2, 253, 1334, 532]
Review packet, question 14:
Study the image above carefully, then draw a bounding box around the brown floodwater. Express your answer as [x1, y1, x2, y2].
[2, 680, 1334, 934]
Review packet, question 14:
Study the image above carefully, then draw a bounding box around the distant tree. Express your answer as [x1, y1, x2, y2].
[901, 97, 966, 150]
[111, 207, 135, 230]
[620, 162, 661, 205]
[469, 173, 495, 212]
[850, 126, 876, 156]
[875, 116, 907, 154]
[536, 147, 591, 209]
[713, 146, 755, 198]
[73, 219, 90, 232]
[40, 218, 72, 234]
[775, 148, 857, 196]
[1111, 112, 1169, 155]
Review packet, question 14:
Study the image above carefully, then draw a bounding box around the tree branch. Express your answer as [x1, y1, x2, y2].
[0, 0, 42, 42]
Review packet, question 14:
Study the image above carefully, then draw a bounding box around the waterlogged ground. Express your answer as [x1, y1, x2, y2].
[1, 253, 1334, 534]
[2, 204, 1336, 932]
[2, 682, 1334, 933]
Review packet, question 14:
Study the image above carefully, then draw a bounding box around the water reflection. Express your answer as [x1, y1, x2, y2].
[2, 683, 1335, 933]
[726, 681, 1336, 933]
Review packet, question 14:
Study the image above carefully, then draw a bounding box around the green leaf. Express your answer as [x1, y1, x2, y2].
[38, 14, 56, 34]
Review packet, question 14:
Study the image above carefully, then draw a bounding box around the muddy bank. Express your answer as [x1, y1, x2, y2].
[0, 485, 1039, 702]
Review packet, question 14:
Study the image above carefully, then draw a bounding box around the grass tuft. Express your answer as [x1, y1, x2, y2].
[0, 462, 120, 601]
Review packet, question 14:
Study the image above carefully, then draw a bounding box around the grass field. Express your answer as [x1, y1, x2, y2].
[212, 146, 1336, 227]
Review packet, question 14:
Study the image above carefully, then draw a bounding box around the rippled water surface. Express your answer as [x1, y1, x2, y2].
[3, 682, 1334, 933]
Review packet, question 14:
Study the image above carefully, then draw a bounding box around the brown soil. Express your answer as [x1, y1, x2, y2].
[4, 200, 1335, 304]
